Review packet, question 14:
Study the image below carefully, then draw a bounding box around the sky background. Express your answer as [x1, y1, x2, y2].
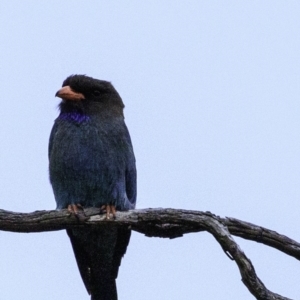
[0, 1, 299, 299]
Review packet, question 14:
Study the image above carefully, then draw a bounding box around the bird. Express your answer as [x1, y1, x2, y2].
[48, 74, 137, 300]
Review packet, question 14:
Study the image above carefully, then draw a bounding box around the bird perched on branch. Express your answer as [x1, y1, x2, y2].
[48, 74, 137, 300]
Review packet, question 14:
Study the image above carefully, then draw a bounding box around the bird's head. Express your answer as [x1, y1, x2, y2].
[56, 75, 124, 117]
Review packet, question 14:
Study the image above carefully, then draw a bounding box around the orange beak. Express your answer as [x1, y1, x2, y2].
[55, 86, 85, 101]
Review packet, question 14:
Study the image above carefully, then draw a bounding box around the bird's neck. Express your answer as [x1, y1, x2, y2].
[58, 100, 124, 123]
[58, 101, 90, 123]
[58, 112, 90, 123]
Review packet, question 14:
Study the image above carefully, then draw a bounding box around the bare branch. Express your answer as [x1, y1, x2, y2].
[0, 208, 295, 300]
[223, 217, 300, 261]
[204, 217, 292, 300]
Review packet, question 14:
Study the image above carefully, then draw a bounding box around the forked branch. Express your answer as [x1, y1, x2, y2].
[0, 208, 296, 300]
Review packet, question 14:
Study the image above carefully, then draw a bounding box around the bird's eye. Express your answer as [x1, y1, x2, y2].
[92, 90, 101, 96]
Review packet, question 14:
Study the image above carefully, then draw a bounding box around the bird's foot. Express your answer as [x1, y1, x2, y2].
[101, 204, 116, 219]
[67, 204, 87, 221]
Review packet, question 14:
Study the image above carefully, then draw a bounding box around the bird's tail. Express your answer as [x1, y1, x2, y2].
[67, 227, 125, 300]
[90, 278, 117, 300]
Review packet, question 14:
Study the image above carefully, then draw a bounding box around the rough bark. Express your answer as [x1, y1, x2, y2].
[0, 207, 295, 300]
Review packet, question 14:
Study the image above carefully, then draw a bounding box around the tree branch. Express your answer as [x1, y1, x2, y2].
[0, 208, 295, 300]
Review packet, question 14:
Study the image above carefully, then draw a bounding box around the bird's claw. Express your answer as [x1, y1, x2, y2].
[67, 204, 87, 221]
[68, 203, 83, 214]
[102, 204, 116, 220]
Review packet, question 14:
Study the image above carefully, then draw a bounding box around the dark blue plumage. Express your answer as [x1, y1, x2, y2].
[49, 75, 136, 300]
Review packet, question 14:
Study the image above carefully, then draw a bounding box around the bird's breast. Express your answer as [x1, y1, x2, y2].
[50, 120, 127, 175]
[49, 118, 130, 205]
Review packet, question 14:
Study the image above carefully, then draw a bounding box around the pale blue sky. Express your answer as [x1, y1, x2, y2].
[0, 1, 300, 299]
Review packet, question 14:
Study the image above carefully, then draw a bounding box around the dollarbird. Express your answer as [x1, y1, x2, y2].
[48, 75, 137, 300]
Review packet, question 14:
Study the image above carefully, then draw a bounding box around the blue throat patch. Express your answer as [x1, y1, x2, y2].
[58, 112, 90, 123]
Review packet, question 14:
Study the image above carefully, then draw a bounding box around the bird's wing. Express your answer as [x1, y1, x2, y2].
[123, 124, 137, 208]
[109, 124, 136, 279]
[125, 166, 137, 207]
